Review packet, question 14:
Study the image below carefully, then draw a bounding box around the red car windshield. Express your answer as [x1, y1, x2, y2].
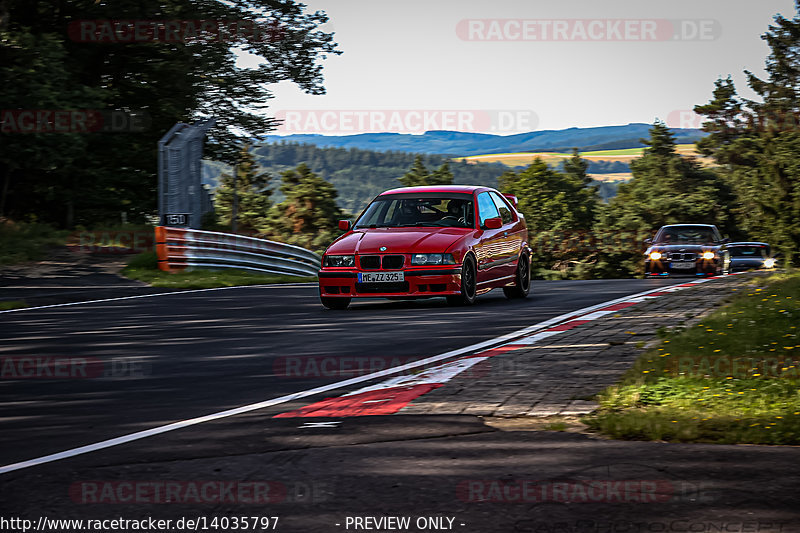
[355, 194, 475, 229]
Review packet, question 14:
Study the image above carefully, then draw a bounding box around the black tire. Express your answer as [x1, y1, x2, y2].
[447, 254, 478, 306]
[321, 296, 351, 310]
[504, 253, 531, 299]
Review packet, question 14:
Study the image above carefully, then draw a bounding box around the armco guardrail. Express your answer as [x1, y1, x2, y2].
[155, 226, 321, 276]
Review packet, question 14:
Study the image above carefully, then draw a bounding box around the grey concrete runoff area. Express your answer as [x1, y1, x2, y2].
[1, 272, 797, 533]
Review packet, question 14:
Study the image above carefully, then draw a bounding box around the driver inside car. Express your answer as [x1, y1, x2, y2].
[443, 199, 472, 226]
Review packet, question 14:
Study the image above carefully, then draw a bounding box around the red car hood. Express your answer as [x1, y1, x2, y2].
[327, 227, 470, 255]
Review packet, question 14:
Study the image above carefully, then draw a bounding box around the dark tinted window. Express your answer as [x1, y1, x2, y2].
[489, 192, 514, 224]
[654, 226, 719, 244]
[729, 246, 767, 257]
[477, 192, 500, 226]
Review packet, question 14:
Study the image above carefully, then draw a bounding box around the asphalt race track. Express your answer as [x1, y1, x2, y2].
[0, 279, 676, 469]
[4, 277, 800, 533]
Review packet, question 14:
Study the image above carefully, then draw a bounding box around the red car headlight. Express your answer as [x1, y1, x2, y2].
[411, 253, 456, 266]
[323, 255, 355, 267]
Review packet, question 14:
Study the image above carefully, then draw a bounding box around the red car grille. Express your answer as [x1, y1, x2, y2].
[359, 255, 405, 270]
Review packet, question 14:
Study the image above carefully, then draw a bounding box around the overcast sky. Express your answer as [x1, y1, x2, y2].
[243, 0, 796, 135]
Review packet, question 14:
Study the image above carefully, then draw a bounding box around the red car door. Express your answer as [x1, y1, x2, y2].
[489, 191, 524, 279]
[475, 191, 507, 284]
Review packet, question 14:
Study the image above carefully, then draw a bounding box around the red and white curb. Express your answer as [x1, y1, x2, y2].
[274, 275, 743, 418]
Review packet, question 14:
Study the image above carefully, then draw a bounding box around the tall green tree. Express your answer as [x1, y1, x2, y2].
[0, 0, 339, 227]
[213, 145, 272, 233]
[499, 155, 599, 276]
[428, 161, 455, 185]
[694, 4, 800, 264]
[398, 155, 431, 187]
[265, 163, 344, 250]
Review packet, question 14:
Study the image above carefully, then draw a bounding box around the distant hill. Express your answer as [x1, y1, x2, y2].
[263, 123, 706, 156]
[202, 142, 633, 213]
[202, 143, 510, 215]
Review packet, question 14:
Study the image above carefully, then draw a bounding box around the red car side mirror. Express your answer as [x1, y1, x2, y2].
[483, 217, 503, 230]
[338, 220, 351, 231]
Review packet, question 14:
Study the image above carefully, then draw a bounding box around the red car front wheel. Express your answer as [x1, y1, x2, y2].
[447, 255, 477, 306]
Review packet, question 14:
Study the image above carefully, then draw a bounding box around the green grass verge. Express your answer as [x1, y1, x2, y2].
[583, 270, 800, 444]
[0, 300, 29, 311]
[0, 222, 69, 265]
[121, 252, 317, 289]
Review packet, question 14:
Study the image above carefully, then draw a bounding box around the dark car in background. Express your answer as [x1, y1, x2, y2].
[722, 242, 776, 273]
[644, 224, 728, 277]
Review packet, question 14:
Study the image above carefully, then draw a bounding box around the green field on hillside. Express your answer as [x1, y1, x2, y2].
[456, 144, 702, 167]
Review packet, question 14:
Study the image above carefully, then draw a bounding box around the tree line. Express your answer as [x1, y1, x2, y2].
[0, 0, 338, 227]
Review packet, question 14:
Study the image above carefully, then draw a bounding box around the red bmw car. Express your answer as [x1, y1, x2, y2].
[318, 185, 531, 309]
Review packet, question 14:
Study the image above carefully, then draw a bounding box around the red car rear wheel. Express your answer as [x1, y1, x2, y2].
[504, 253, 530, 299]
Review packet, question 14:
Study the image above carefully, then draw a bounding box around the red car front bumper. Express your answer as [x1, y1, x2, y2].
[318, 268, 462, 298]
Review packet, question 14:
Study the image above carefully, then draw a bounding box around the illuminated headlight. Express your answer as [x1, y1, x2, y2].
[411, 253, 456, 266]
[702, 251, 716, 260]
[649, 252, 662, 260]
[323, 255, 355, 267]
[764, 258, 776, 268]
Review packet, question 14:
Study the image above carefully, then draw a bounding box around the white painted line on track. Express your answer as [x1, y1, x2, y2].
[0, 283, 318, 315]
[0, 276, 729, 474]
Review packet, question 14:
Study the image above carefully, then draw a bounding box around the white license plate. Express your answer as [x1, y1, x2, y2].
[358, 271, 404, 283]
[670, 262, 696, 270]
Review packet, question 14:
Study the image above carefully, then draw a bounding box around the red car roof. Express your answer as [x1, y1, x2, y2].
[379, 185, 487, 195]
